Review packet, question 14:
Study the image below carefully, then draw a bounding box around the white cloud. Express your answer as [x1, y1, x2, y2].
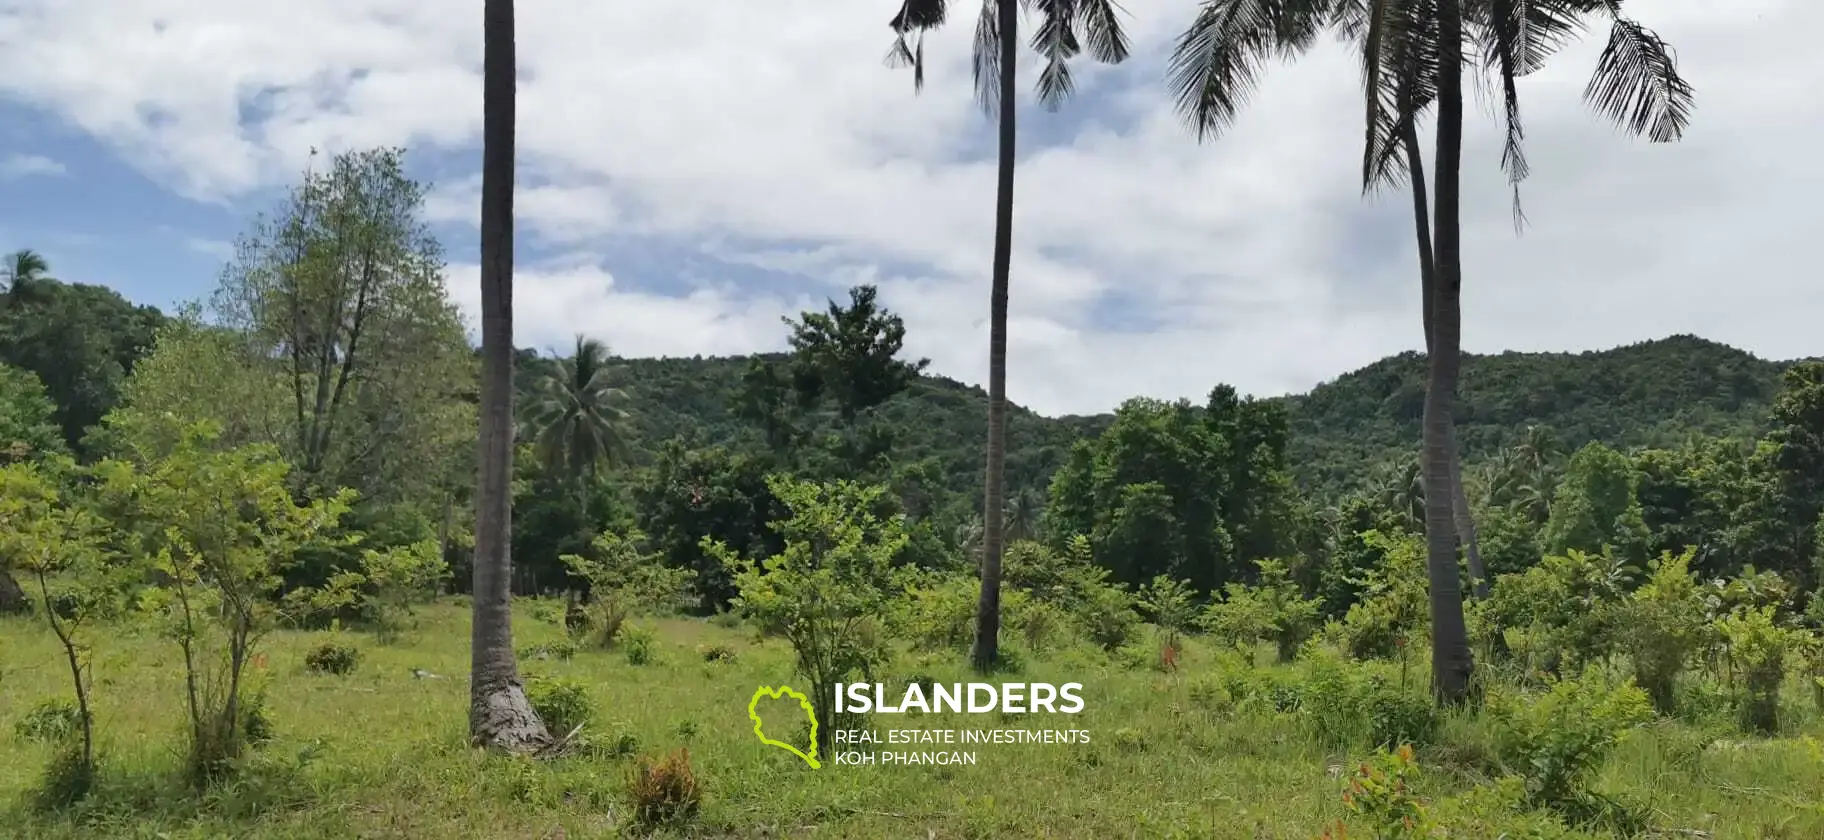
[0, 0, 1820, 415]
[185, 236, 234, 259]
[0, 152, 67, 178]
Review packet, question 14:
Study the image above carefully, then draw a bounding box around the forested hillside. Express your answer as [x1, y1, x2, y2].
[560, 333, 1801, 504]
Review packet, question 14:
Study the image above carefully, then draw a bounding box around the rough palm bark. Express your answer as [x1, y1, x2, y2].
[470, 0, 551, 752]
[1423, 0, 1476, 703]
[970, 0, 1017, 673]
[1400, 117, 1489, 601]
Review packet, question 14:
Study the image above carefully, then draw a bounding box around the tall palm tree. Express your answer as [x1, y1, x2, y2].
[1168, 0, 1691, 701]
[888, 0, 1130, 672]
[1, 249, 51, 308]
[471, 0, 550, 752]
[524, 334, 633, 484]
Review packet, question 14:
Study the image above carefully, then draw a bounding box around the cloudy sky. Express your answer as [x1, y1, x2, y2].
[0, 0, 1816, 417]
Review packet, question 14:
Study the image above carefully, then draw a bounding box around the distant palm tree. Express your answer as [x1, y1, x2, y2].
[523, 335, 633, 484]
[1, 249, 51, 308]
[470, 0, 551, 753]
[1005, 487, 1041, 543]
[888, 0, 1131, 672]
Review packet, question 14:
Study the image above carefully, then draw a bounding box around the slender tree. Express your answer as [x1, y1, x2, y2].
[1168, 0, 1692, 700]
[471, 0, 551, 752]
[888, 0, 1130, 672]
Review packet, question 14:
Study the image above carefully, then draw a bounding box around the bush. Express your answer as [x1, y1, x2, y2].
[304, 641, 360, 675]
[241, 686, 277, 748]
[526, 675, 594, 737]
[707, 478, 906, 752]
[14, 698, 81, 743]
[621, 621, 657, 666]
[628, 747, 702, 829]
[1488, 671, 1652, 813]
[1716, 605, 1798, 734]
[1615, 549, 1706, 713]
[517, 639, 578, 662]
[30, 740, 96, 812]
[1362, 683, 1438, 750]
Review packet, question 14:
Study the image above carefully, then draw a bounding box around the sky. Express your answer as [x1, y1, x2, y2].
[0, 0, 1818, 418]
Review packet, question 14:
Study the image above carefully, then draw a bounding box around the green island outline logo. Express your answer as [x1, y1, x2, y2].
[747, 684, 821, 769]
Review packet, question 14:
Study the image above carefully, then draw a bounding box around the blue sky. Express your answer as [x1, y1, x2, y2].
[2, 0, 1821, 416]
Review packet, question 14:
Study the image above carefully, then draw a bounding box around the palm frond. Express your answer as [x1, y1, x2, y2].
[1076, 0, 1132, 64]
[1032, 0, 1082, 110]
[888, 0, 951, 92]
[1584, 16, 1691, 142]
[1483, 0, 1532, 230]
[973, 0, 1002, 116]
[1167, 0, 1289, 142]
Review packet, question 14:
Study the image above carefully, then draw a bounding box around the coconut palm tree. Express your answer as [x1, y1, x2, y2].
[470, 0, 551, 752]
[523, 335, 633, 484]
[0, 249, 52, 309]
[1168, 0, 1692, 701]
[887, 0, 1130, 671]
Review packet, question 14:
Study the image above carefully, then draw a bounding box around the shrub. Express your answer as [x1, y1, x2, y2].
[15, 698, 82, 743]
[30, 740, 96, 813]
[240, 686, 277, 747]
[526, 675, 594, 737]
[1362, 683, 1438, 750]
[1137, 575, 1197, 655]
[707, 478, 906, 751]
[1336, 532, 1431, 663]
[621, 621, 657, 666]
[1614, 549, 1706, 713]
[562, 530, 696, 649]
[628, 747, 702, 829]
[1329, 744, 1434, 840]
[304, 641, 360, 675]
[517, 639, 578, 662]
[1488, 671, 1652, 812]
[1716, 605, 1798, 734]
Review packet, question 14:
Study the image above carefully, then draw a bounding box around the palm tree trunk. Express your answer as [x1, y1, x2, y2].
[1401, 118, 1489, 601]
[970, 0, 1017, 673]
[471, 0, 549, 752]
[1422, 0, 1475, 704]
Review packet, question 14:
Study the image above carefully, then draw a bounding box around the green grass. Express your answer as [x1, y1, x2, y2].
[3, 602, 1823, 838]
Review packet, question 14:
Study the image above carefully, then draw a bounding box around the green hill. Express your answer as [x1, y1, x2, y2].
[558, 334, 1805, 504]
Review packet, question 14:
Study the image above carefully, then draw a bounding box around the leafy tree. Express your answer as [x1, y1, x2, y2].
[99, 426, 352, 783]
[470, 0, 550, 753]
[887, 0, 1130, 672]
[0, 460, 119, 798]
[1136, 575, 1197, 654]
[0, 363, 65, 465]
[211, 147, 474, 510]
[633, 441, 784, 610]
[560, 529, 696, 648]
[708, 477, 909, 750]
[1615, 549, 1706, 712]
[0, 275, 165, 453]
[1543, 443, 1651, 566]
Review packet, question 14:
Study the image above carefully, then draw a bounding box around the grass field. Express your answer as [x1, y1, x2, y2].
[4, 601, 1824, 839]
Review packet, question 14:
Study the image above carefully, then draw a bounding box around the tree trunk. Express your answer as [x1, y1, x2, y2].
[1423, 0, 1475, 704]
[470, 0, 549, 753]
[1402, 115, 1488, 601]
[0, 568, 27, 614]
[970, 0, 1018, 673]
